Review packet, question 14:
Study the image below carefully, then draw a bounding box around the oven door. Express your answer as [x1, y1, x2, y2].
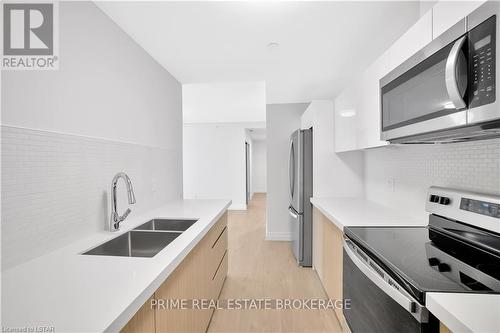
[381, 29, 469, 141]
[342, 238, 437, 333]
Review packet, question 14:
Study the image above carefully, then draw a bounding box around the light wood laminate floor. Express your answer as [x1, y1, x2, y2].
[208, 193, 342, 332]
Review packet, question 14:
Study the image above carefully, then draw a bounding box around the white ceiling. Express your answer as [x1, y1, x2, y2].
[96, 1, 420, 104]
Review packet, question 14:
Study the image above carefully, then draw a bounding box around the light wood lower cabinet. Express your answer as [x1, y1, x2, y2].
[121, 212, 228, 333]
[121, 295, 156, 333]
[313, 207, 350, 332]
[440, 322, 453, 333]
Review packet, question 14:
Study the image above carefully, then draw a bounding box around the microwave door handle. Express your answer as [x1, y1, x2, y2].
[445, 36, 467, 110]
[343, 240, 423, 317]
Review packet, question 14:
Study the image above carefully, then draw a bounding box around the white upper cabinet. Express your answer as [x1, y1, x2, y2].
[334, 84, 359, 152]
[432, 1, 486, 39]
[334, 51, 390, 153]
[358, 51, 390, 150]
[388, 10, 433, 71]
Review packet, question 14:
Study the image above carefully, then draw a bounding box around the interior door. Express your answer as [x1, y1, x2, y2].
[245, 142, 250, 205]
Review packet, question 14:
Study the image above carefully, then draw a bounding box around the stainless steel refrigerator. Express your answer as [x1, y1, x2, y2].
[288, 128, 312, 267]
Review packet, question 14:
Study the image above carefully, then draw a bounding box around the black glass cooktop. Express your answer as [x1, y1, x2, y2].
[344, 216, 500, 304]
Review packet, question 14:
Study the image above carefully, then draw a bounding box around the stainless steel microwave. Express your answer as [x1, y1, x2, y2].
[380, 2, 500, 143]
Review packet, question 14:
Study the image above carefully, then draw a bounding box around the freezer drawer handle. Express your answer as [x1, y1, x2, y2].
[288, 207, 298, 219]
[343, 239, 429, 323]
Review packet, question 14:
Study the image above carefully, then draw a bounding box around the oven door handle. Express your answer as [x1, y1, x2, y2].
[343, 239, 426, 320]
[445, 35, 468, 110]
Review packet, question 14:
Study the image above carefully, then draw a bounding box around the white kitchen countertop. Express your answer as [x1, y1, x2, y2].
[426, 293, 500, 333]
[2, 199, 231, 333]
[310, 196, 427, 229]
[311, 196, 499, 333]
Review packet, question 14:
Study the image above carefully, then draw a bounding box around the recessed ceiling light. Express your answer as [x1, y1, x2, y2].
[267, 42, 280, 48]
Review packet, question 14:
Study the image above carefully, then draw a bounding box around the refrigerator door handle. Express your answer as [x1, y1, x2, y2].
[288, 207, 298, 219]
[288, 139, 295, 202]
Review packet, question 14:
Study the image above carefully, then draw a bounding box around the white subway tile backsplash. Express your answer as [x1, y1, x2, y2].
[1, 125, 182, 270]
[364, 138, 500, 221]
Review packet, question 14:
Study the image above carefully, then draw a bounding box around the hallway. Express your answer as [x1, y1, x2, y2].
[208, 193, 342, 332]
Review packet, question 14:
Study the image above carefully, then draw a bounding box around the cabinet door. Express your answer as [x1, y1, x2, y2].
[313, 208, 349, 332]
[121, 295, 155, 333]
[312, 208, 324, 278]
[432, 1, 485, 39]
[388, 10, 433, 71]
[334, 84, 359, 152]
[322, 219, 343, 307]
[358, 51, 390, 149]
[154, 238, 213, 333]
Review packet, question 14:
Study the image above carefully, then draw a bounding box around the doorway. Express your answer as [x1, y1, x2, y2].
[245, 141, 251, 205]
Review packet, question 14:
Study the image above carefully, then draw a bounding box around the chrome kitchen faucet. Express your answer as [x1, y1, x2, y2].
[109, 172, 136, 231]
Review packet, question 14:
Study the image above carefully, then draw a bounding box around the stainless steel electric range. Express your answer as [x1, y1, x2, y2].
[343, 187, 500, 333]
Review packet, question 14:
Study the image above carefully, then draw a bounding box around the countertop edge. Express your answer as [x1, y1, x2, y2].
[426, 293, 473, 333]
[105, 200, 232, 333]
[426, 293, 500, 333]
[310, 196, 427, 229]
[310, 197, 345, 230]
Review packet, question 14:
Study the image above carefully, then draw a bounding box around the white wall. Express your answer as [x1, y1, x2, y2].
[1, 2, 183, 269]
[301, 100, 364, 198]
[181, 80, 266, 209]
[183, 123, 249, 210]
[2, 3, 181, 150]
[252, 140, 267, 193]
[266, 103, 309, 240]
[364, 139, 500, 222]
[182, 81, 266, 123]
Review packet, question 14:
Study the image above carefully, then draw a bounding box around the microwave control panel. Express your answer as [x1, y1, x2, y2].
[469, 15, 496, 109]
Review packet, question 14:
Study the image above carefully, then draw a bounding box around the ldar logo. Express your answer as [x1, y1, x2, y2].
[2, 2, 59, 70]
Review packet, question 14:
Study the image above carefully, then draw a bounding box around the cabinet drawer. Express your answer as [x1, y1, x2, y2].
[205, 212, 227, 249]
[212, 250, 228, 299]
[210, 226, 227, 274]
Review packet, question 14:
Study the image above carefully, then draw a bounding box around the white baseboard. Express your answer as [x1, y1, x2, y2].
[228, 203, 247, 210]
[265, 232, 293, 241]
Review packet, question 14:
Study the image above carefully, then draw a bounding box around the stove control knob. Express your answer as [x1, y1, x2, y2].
[438, 263, 451, 272]
[428, 257, 440, 266]
[430, 195, 440, 203]
[440, 197, 451, 205]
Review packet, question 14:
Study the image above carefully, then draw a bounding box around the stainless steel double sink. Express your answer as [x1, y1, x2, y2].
[82, 219, 198, 258]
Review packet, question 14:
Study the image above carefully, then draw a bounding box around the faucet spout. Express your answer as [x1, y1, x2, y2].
[109, 172, 136, 231]
[125, 178, 136, 204]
